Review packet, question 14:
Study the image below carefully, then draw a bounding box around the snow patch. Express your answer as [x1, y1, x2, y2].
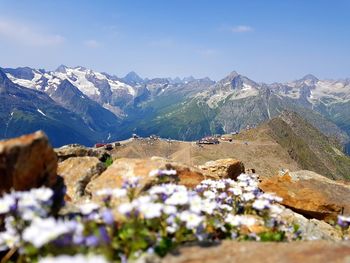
[37, 109, 47, 117]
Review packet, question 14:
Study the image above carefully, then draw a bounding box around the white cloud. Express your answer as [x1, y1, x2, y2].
[84, 39, 101, 48]
[230, 25, 254, 33]
[0, 18, 65, 46]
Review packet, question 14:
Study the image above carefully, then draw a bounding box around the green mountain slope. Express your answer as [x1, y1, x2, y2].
[266, 112, 350, 180]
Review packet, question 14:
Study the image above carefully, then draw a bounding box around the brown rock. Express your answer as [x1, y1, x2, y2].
[57, 156, 106, 201]
[198, 159, 245, 180]
[86, 157, 210, 198]
[280, 208, 342, 241]
[259, 170, 350, 221]
[163, 240, 350, 263]
[0, 131, 57, 194]
[55, 144, 109, 162]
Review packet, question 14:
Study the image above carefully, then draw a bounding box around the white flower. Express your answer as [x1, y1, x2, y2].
[252, 199, 270, 210]
[166, 225, 177, 234]
[18, 193, 39, 209]
[237, 174, 250, 181]
[149, 169, 177, 177]
[113, 189, 128, 198]
[238, 181, 248, 188]
[219, 204, 232, 211]
[161, 169, 177, 176]
[0, 230, 19, 251]
[149, 185, 167, 195]
[269, 205, 284, 216]
[39, 254, 108, 263]
[218, 192, 228, 199]
[225, 214, 242, 226]
[201, 199, 217, 215]
[200, 179, 216, 186]
[244, 186, 258, 192]
[215, 181, 226, 189]
[203, 190, 215, 199]
[23, 218, 73, 248]
[30, 188, 53, 202]
[189, 196, 202, 214]
[247, 181, 259, 188]
[163, 205, 177, 215]
[79, 203, 99, 215]
[96, 188, 114, 196]
[260, 193, 283, 203]
[228, 187, 242, 196]
[149, 169, 160, 177]
[242, 192, 255, 202]
[134, 195, 153, 205]
[165, 191, 189, 206]
[139, 203, 163, 219]
[22, 209, 37, 221]
[225, 215, 257, 227]
[118, 203, 134, 215]
[99, 188, 128, 198]
[179, 211, 203, 229]
[0, 195, 15, 214]
[240, 216, 257, 226]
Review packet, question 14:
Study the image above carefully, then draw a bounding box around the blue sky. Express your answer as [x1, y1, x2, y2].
[0, 0, 349, 82]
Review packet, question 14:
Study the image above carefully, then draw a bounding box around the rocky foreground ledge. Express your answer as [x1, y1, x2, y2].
[0, 131, 350, 263]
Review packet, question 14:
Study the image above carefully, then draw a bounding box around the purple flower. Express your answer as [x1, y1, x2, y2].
[102, 209, 114, 225]
[99, 227, 111, 244]
[122, 177, 140, 189]
[337, 215, 350, 228]
[85, 235, 99, 247]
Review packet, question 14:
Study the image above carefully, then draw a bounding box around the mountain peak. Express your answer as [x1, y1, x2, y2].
[125, 71, 141, 79]
[220, 71, 242, 83]
[227, 71, 239, 78]
[182, 76, 195, 83]
[301, 74, 319, 82]
[55, 65, 68, 73]
[123, 71, 143, 84]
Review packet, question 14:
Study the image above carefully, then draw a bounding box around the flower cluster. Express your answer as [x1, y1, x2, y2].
[0, 172, 303, 262]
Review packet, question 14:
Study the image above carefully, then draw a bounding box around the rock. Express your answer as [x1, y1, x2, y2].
[163, 240, 350, 263]
[259, 170, 350, 221]
[198, 159, 245, 180]
[86, 157, 210, 199]
[280, 208, 342, 241]
[0, 131, 57, 194]
[55, 144, 110, 162]
[57, 157, 106, 201]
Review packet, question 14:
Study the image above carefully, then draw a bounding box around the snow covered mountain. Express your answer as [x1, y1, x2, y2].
[0, 68, 102, 146]
[4, 66, 138, 118]
[128, 71, 350, 149]
[2, 65, 350, 152]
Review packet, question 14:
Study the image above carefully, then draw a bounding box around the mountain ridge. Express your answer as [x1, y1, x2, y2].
[1, 65, 350, 152]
